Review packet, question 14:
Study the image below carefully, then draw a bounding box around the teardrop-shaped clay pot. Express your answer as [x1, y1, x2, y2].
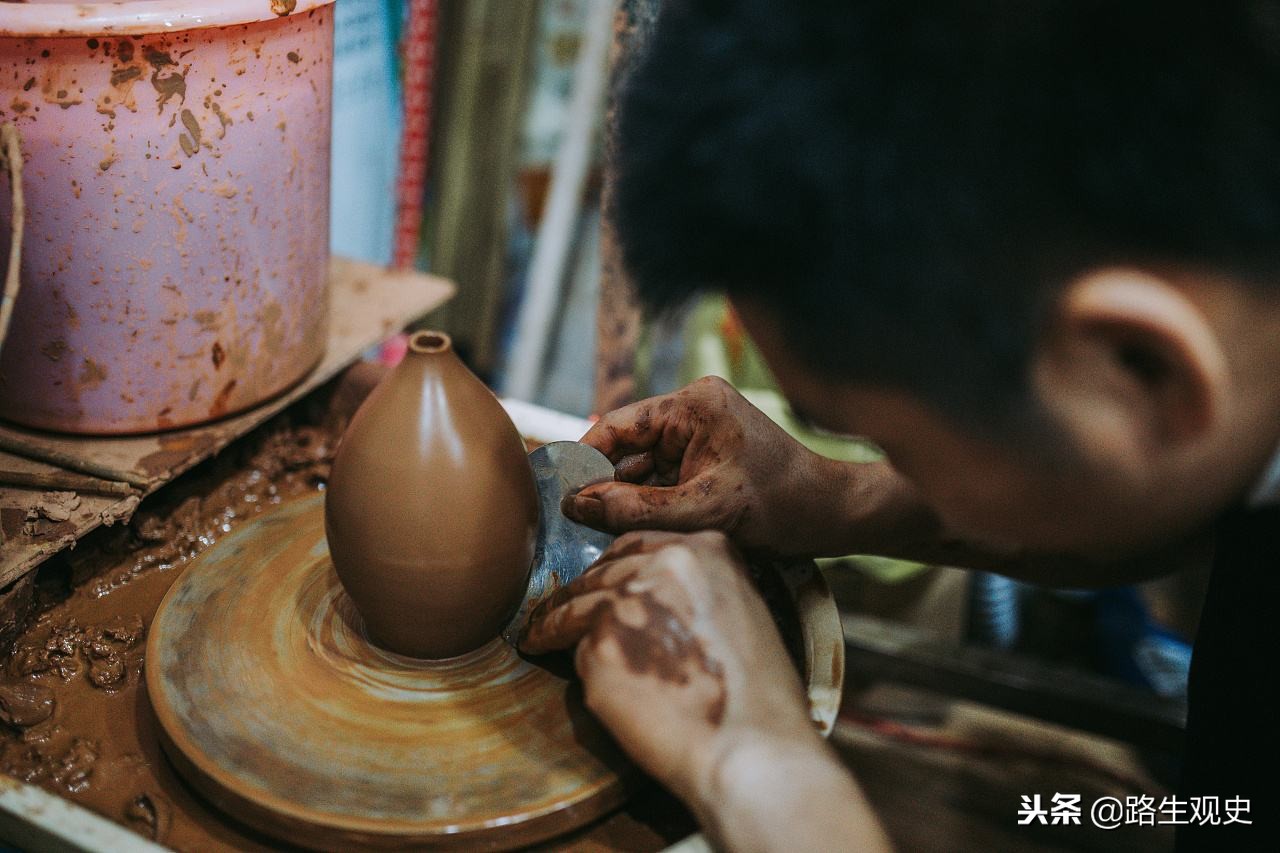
[324, 331, 538, 659]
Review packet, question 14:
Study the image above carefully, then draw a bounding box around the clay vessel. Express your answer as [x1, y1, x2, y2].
[324, 331, 538, 658]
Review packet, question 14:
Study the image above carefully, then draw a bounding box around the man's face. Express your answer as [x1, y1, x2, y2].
[731, 300, 1229, 564]
[770, 370, 1105, 558]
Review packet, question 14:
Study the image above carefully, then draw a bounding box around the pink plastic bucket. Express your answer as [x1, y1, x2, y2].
[0, 1, 334, 434]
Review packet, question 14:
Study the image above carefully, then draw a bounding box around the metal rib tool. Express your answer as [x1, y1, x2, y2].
[502, 441, 616, 645]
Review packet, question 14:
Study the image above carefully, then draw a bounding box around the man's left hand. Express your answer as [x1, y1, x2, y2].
[518, 530, 816, 805]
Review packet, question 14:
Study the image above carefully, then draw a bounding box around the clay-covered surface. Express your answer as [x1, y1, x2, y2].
[0, 382, 838, 851]
[0, 393, 690, 851]
[0, 405, 347, 850]
[150, 493, 628, 850]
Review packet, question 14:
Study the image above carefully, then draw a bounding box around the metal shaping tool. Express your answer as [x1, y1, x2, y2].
[503, 441, 616, 644]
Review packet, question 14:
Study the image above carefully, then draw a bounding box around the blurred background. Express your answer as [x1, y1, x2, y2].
[333, 0, 608, 412]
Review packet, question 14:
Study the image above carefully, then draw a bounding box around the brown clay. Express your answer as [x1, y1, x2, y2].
[1, 414, 340, 852]
[324, 331, 539, 659]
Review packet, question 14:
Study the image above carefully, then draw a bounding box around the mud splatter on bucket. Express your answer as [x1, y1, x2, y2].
[0, 2, 335, 434]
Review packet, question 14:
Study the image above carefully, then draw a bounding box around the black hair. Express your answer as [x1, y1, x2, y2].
[613, 0, 1280, 432]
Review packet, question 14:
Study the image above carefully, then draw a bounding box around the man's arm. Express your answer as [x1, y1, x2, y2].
[695, 733, 891, 853]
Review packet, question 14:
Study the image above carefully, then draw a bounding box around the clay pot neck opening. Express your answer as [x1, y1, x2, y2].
[408, 331, 451, 355]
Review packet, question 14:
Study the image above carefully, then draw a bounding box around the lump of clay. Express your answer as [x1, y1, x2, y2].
[324, 331, 538, 658]
[0, 681, 55, 728]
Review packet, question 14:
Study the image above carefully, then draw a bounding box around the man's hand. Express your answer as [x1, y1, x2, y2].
[519, 530, 814, 801]
[517, 527, 808, 799]
[567, 376, 934, 559]
[566, 377, 859, 556]
[519, 529, 892, 851]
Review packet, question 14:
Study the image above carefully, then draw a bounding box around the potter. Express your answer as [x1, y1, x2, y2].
[519, 3, 1280, 851]
[324, 330, 538, 659]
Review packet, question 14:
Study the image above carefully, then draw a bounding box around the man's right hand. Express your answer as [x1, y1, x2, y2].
[565, 376, 905, 557]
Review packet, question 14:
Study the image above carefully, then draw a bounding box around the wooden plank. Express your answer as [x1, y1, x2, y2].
[0, 775, 170, 853]
[0, 257, 453, 588]
[843, 613, 1187, 753]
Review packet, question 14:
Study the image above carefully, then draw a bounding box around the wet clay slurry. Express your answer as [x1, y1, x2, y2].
[324, 331, 539, 659]
[0, 416, 341, 851]
[147, 494, 631, 850]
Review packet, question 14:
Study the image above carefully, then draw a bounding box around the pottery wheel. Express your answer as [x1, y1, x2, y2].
[146, 493, 629, 851]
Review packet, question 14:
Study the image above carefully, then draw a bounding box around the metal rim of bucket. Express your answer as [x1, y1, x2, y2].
[0, 0, 335, 38]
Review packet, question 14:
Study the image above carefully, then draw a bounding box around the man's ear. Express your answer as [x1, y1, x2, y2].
[1034, 268, 1229, 449]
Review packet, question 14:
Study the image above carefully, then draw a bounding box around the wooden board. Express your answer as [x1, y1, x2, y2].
[0, 257, 453, 589]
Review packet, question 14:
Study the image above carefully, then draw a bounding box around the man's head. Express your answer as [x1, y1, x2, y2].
[614, 0, 1280, 559]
